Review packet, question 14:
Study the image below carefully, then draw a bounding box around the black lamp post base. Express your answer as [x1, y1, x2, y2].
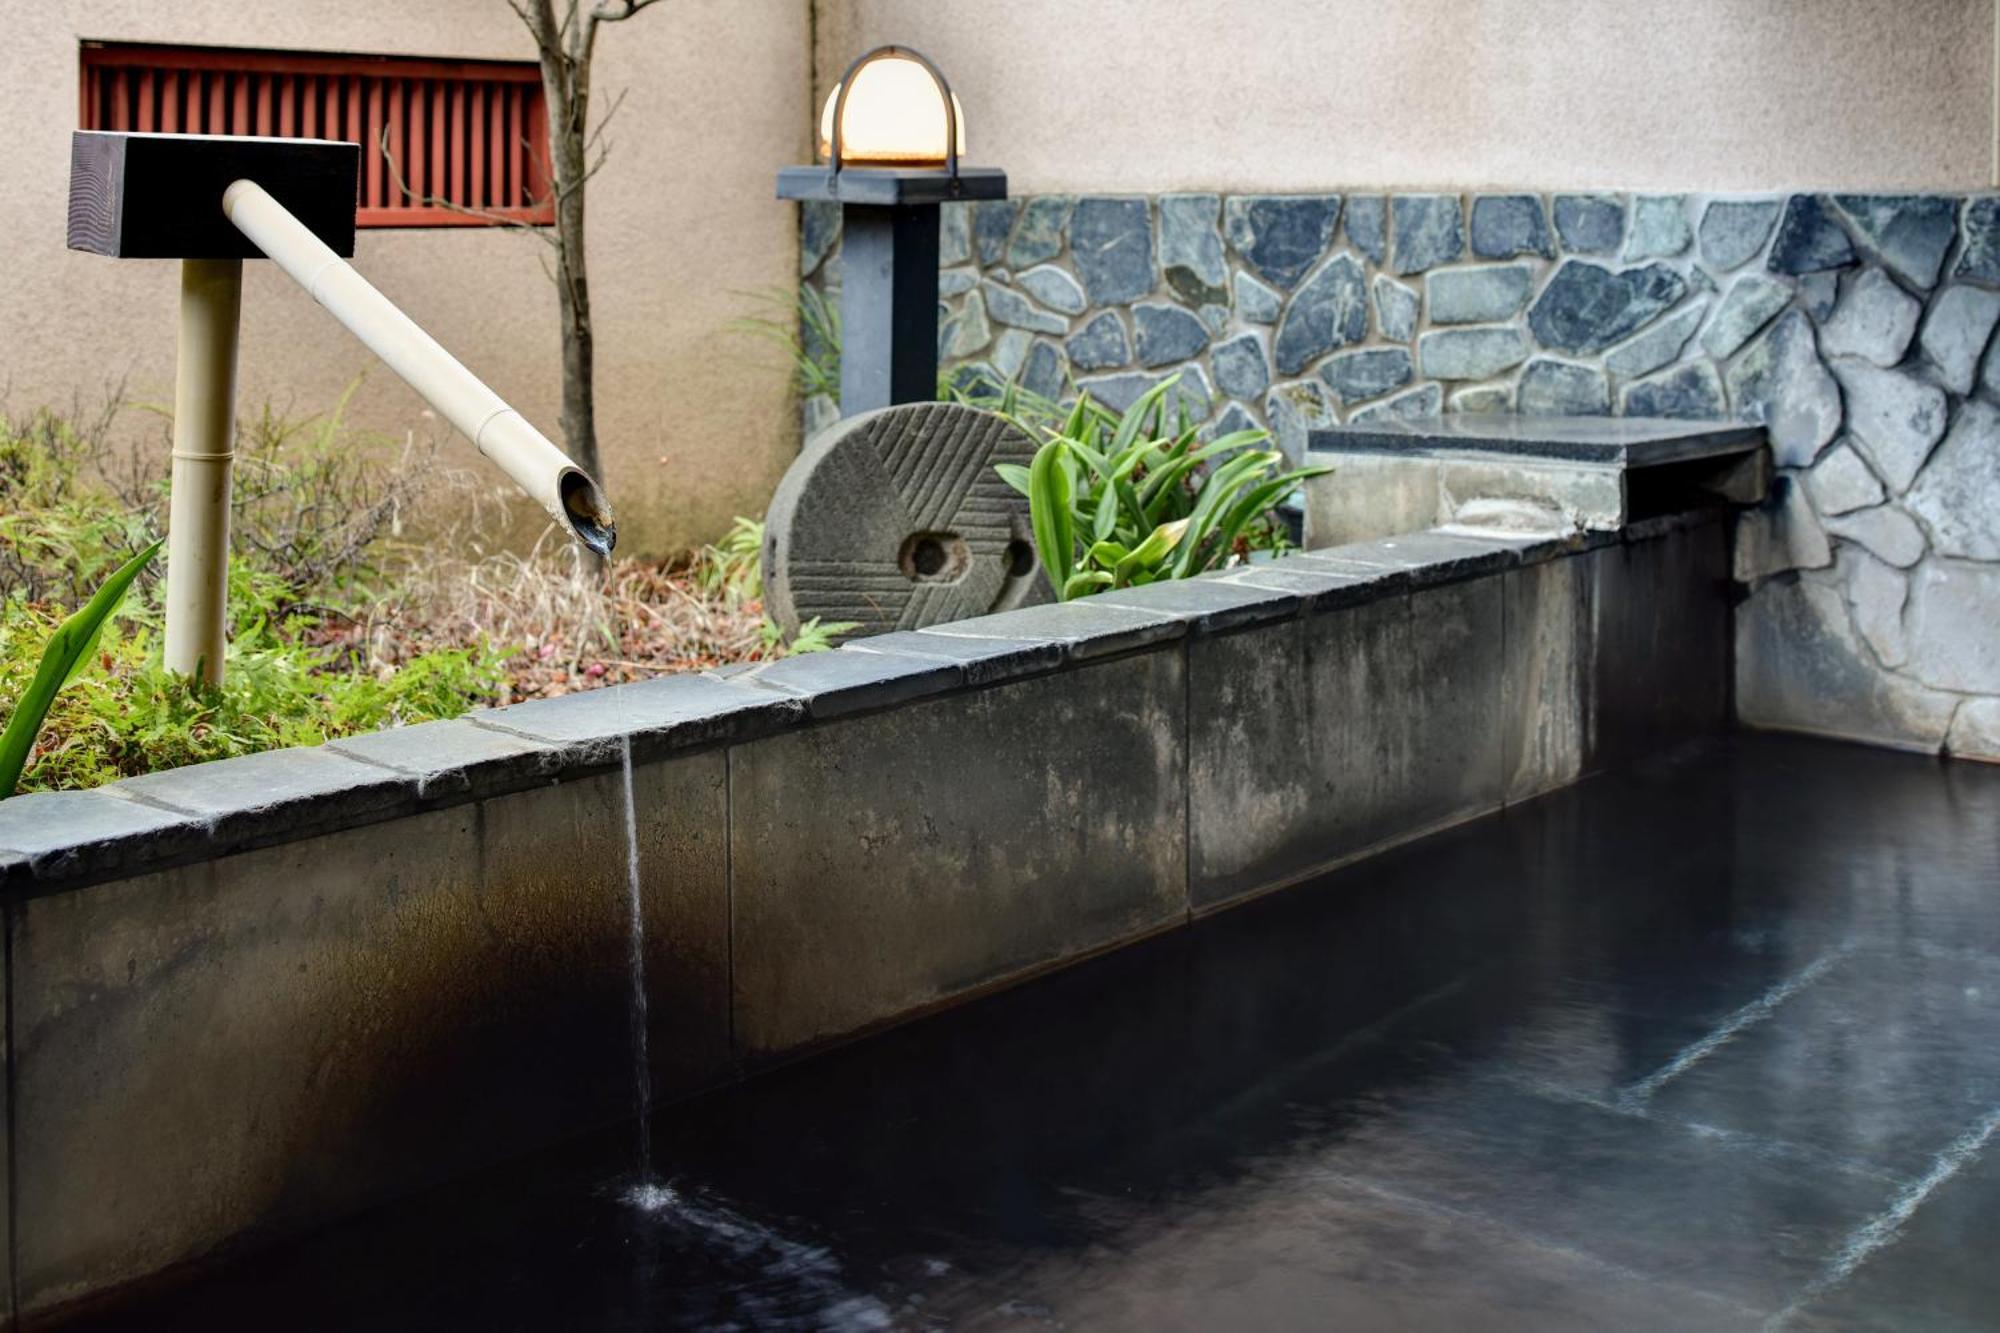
[777, 166, 1009, 417]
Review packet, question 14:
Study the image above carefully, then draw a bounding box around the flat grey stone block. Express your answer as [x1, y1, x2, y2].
[474, 673, 804, 763]
[738, 647, 963, 720]
[1095, 575, 1301, 633]
[0, 789, 209, 893]
[1216, 560, 1389, 613]
[922, 600, 1186, 659]
[112, 746, 412, 853]
[1308, 413, 1763, 467]
[845, 630, 1067, 688]
[328, 718, 565, 802]
[1317, 530, 1522, 587]
[731, 650, 1187, 1057]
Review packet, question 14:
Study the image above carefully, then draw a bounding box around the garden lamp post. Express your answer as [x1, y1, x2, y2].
[776, 46, 1007, 415]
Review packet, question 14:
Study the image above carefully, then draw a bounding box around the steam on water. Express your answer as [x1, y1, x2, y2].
[619, 735, 672, 1209]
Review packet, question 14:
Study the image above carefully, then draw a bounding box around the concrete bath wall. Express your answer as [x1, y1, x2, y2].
[0, 510, 1729, 1322]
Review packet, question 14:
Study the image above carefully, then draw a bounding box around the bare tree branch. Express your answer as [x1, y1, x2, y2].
[376, 128, 561, 244]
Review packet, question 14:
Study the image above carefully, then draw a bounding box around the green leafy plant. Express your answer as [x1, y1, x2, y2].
[997, 376, 1328, 601]
[0, 540, 160, 797]
[694, 515, 766, 606]
[758, 613, 858, 657]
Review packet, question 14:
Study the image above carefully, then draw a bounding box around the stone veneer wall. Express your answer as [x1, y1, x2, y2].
[799, 190, 2000, 760]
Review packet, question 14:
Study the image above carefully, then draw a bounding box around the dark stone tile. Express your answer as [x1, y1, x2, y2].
[1954, 195, 2000, 287]
[1471, 193, 1555, 259]
[1344, 194, 1386, 265]
[112, 747, 413, 853]
[1223, 194, 1343, 289]
[972, 198, 1019, 267]
[327, 717, 565, 801]
[1553, 193, 1627, 255]
[921, 599, 1186, 660]
[1274, 252, 1368, 374]
[843, 630, 1066, 688]
[1007, 195, 1072, 269]
[1529, 260, 1688, 354]
[1831, 193, 1957, 290]
[1769, 194, 1858, 275]
[1069, 197, 1154, 306]
[1132, 301, 1210, 367]
[1215, 560, 1390, 613]
[0, 789, 210, 894]
[1094, 575, 1301, 633]
[1391, 194, 1465, 275]
[474, 672, 804, 763]
[736, 646, 963, 720]
[1065, 309, 1130, 370]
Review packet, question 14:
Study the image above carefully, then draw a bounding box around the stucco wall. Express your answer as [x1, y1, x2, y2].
[0, 0, 809, 555]
[814, 0, 1997, 192]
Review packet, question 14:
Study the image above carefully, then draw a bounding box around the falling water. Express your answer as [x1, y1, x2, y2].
[619, 734, 674, 1211]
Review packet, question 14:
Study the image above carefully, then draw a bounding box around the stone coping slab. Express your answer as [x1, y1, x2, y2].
[840, 631, 1068, 689]
[2, 520, 1664, 897]
[475, 671, 805, 761]
[1308, 413, 1765, 466]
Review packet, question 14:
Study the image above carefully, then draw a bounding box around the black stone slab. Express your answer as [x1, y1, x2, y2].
[0, 790, 209, 894]
[1212, 561, 1388, 613]
[1093, 574, 1302, 633]
[110, 746, 413, 855]
[843, 631, 1067, 688]
[326, 719, 567, 802]
[1324, 530, 1526, 587]
[473, 672, 805, 763]
[920, 599, 1186, 660]
[1307, 413, 1765, 465]
[737, 647, 964, 720]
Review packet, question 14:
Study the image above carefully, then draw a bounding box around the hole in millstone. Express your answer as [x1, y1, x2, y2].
[1004, 539, 1036, 578]
[898, 531, 971, 583]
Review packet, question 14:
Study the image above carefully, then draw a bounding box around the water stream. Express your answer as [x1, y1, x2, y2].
[619, 732, 674, 1211]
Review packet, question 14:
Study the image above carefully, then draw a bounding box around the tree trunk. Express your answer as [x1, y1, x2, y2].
[552, 143, 600, 484]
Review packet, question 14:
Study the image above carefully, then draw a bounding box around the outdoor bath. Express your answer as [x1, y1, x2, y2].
[5, 4, 2000, 1330]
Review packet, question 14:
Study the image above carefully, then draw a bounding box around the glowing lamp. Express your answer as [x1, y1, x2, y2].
[777, 46, 1007, 416]
[818, 52, 967, 167]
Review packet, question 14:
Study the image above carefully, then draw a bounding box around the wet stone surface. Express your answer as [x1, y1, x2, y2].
[74, 736, 2000, 1332]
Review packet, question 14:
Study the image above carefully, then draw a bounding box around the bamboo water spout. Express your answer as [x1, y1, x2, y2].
[220, 179, 616, 558]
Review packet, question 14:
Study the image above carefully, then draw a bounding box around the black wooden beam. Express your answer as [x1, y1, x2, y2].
[68, 131, 360, 260]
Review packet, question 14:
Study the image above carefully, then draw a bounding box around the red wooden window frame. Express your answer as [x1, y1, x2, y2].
[79, 42, 553, 229]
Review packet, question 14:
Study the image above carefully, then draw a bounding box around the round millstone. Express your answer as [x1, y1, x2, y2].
[763, 401, 1050, 640]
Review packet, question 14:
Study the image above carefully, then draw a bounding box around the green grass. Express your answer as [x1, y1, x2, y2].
[0, 399, 510, 795]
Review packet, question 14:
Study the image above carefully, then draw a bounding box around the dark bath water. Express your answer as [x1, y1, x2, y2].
[79, 735, 2000, 1331]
